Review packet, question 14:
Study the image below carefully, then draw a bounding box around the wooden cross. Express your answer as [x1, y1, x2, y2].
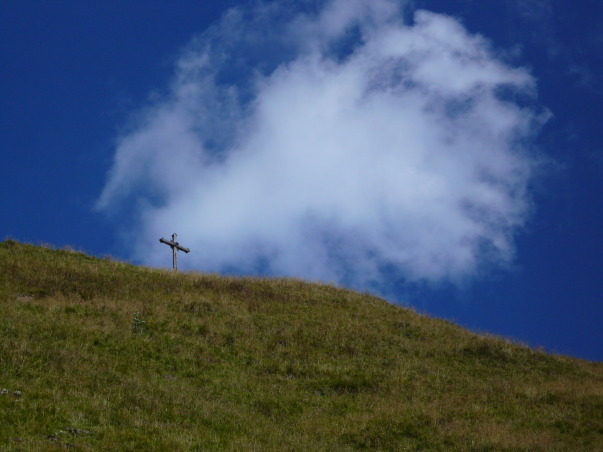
[159, 233, 190, 271]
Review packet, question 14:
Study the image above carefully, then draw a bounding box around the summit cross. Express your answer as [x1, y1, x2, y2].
[159, 233, 190, 271]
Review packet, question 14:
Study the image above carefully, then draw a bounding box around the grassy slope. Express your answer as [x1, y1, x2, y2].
[0, 240, 601, 451]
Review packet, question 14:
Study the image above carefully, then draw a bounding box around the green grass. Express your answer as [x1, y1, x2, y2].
[1, 239, 602, 451]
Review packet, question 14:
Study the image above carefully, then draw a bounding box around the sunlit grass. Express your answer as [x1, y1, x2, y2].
[1, 240, 602, 450]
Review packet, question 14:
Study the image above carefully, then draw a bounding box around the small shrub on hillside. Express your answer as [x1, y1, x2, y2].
[131, 312, 146, 334]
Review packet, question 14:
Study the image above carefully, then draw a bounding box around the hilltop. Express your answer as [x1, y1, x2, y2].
[1, 240, 602, 450]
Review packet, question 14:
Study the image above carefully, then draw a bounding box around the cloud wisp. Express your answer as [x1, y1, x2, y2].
[98, 0, 545, 291]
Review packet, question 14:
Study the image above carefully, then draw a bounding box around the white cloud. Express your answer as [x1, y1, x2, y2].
[98, 0, 545, 291]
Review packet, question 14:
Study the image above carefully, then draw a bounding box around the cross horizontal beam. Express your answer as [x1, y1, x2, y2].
[159, 237, 190, 253]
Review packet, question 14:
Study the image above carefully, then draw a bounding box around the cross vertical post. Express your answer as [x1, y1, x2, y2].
[171, 233, 177, 271]
[159, 233, 190, 271]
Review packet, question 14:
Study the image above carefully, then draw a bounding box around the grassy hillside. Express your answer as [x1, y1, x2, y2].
[1, 240, 602, 451]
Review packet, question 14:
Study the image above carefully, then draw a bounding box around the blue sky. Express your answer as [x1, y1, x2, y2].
[1, 0, 602, 361]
